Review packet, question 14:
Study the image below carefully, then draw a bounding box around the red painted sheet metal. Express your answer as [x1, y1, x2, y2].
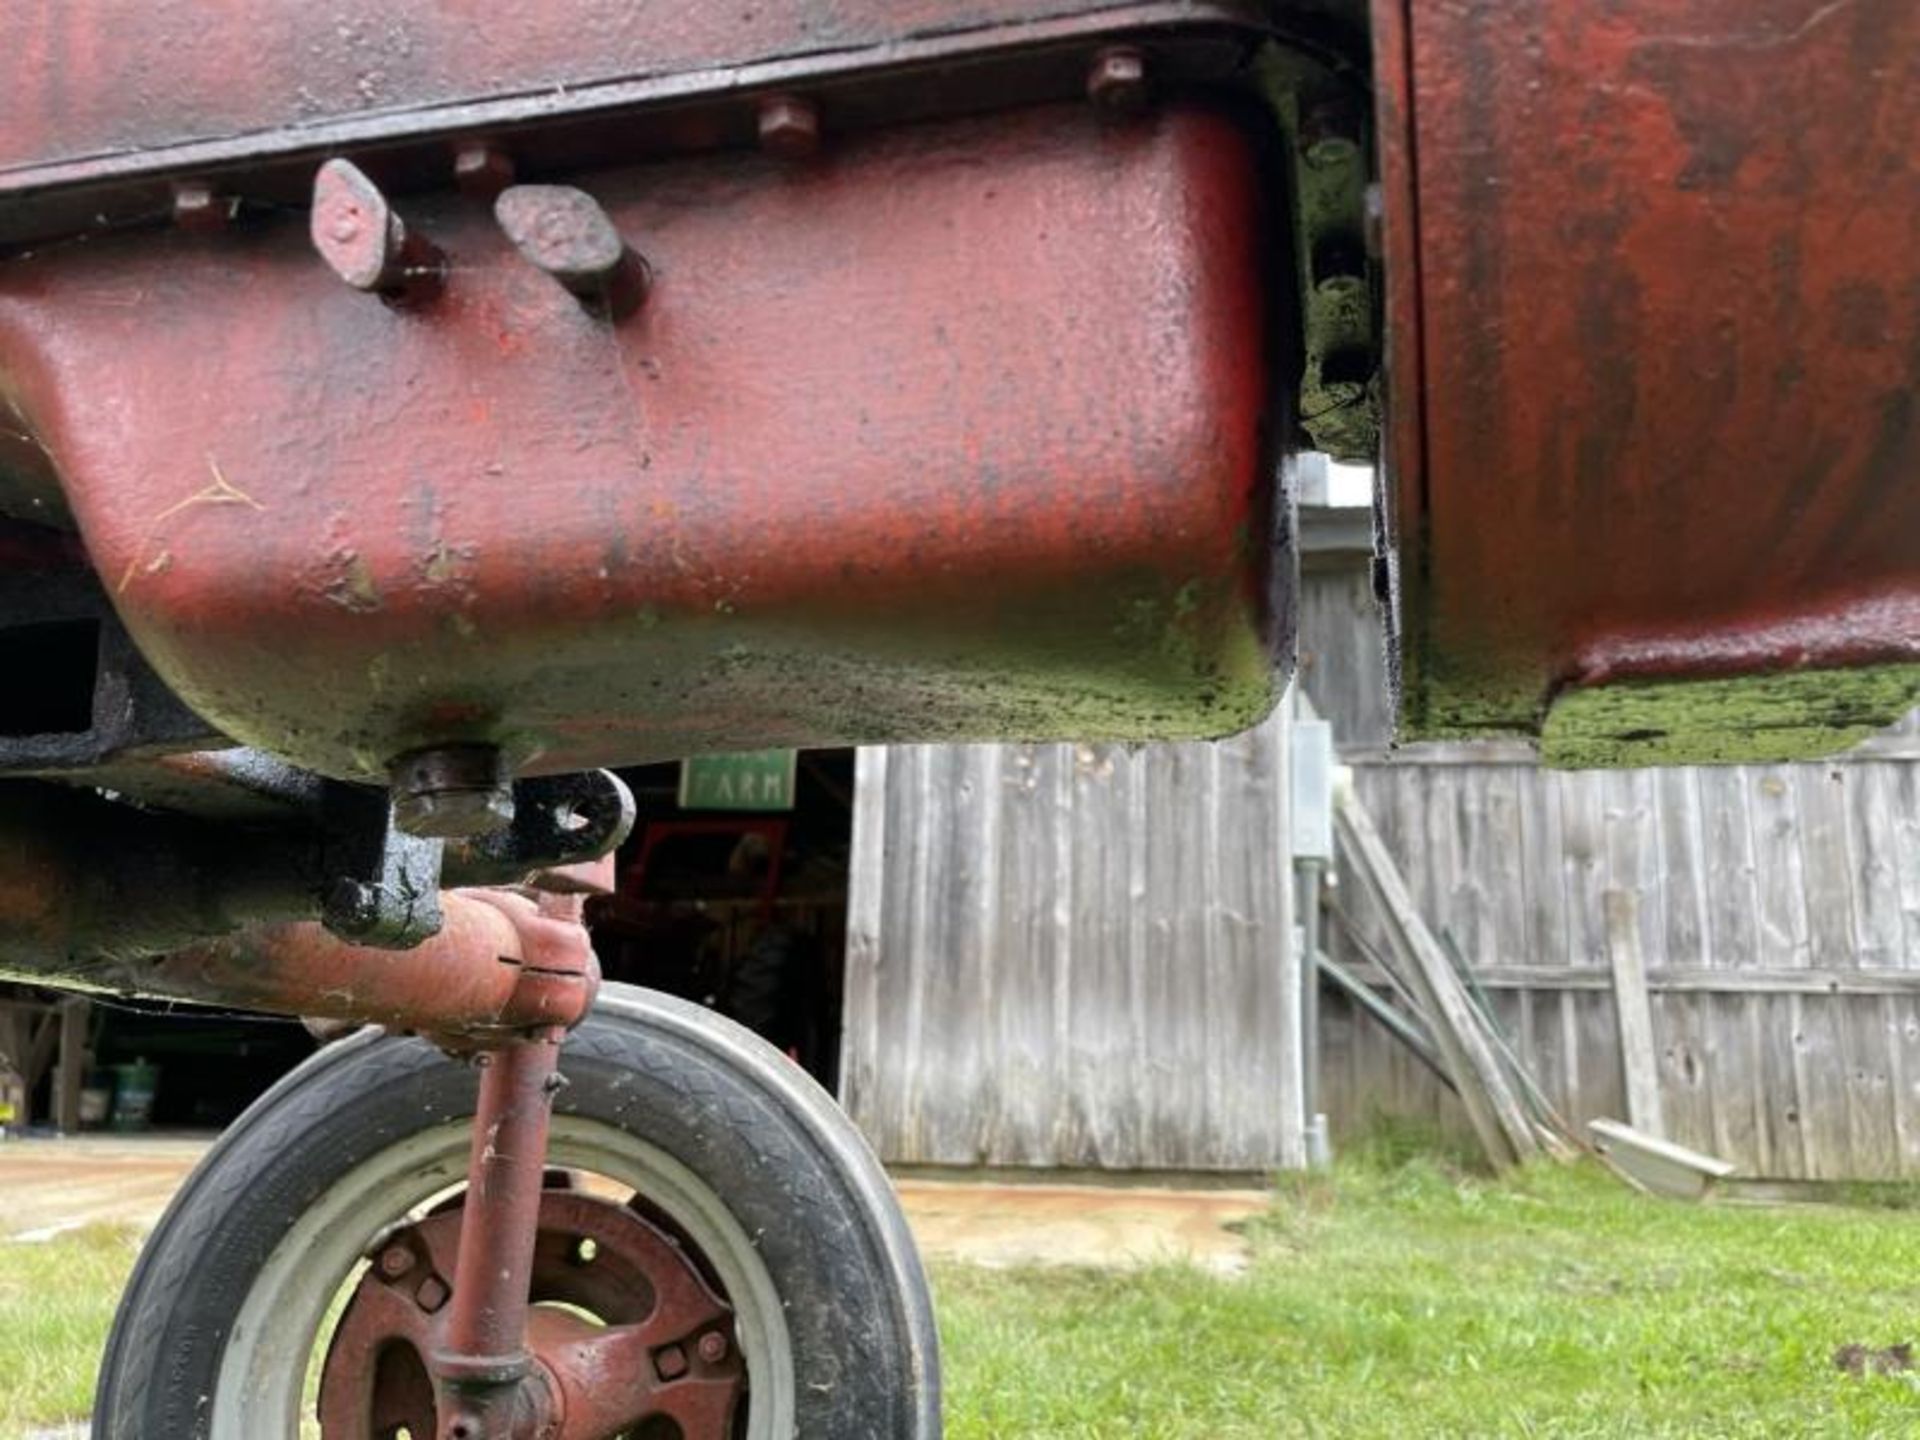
[1, 103, 1278, 781]
[1380, 0, 1920, 758]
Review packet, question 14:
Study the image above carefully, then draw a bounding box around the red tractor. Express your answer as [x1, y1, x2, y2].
[0, 2, 1913, 1435]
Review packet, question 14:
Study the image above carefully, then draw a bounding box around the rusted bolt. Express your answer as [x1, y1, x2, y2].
[697, 1331, 729, 1364]
[311, 158, 445, 305]
[495, 184, 649, 320]
[171, 181, 235, 233]
[415, 1275, 450, 1313]
[453, 140, 516, 199]
[1312, 234, 1369, 304]
[1300, 96, 1363, 169]
[377, 1244, 415, 1279]
[1086, 46, 1148, 112]
[757, 95, 821, 158]
[656, 1344, 689, 1380]
[389, 743, 514, 838]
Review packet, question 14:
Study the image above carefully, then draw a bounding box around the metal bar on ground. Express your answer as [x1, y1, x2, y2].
[1314, 949, 1456, 1092]
[1333, 782, 1539, 1168]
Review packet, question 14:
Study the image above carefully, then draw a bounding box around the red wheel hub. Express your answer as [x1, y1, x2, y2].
[318, 1188, 745, 1438]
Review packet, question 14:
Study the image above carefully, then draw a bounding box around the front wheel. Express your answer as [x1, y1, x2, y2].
[94, 984, 941, 1439]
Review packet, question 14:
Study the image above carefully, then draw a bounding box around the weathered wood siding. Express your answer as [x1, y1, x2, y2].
[843, 711, 1303, 1172]
[1303, 546, 1920, 1180]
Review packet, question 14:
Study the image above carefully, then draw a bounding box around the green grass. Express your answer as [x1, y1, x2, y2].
[937, 1141, 1920, 1438]
[7, 1145, 1920, 1436]
[0, 1225, 139, 1434]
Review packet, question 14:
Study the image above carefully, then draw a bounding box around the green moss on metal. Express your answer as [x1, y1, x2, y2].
[1541, 664, 1920, 769]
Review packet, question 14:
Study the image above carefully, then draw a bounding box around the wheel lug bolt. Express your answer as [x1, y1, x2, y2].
[657, 1344, 689, 1380]
[377, 1244, 415, 1278]
[697, 1331, 729, 1364]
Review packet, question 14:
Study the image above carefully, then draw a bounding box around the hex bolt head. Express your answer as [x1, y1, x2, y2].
[656, 1344, 689, 1381]
[377, 1244, 416, 1279]
[1086, 46, 1148, 112]
[389, 743, 515, 839]
[171, 180, 235, 233]
[1300, 97, 1364, 170]
[757, 95, 821, 158]
[414, 1275, 450, 1313]
[453, 140, 517, 199]
[311, 158, 445, 305]
[697, 1331, 729, 1364]
[495, 184, 650, 321]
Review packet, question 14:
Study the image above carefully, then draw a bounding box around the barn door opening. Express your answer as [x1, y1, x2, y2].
[589, 750, 855, 1091]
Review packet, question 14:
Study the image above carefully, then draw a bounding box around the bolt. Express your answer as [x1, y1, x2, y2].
[389, 743, 515, 838]
[697, 1331, 729, 1364]
[495, 184, 649, 320]
[1316, 272, 1368, 305]
[1086, 46, 1148, 112]
[757, 95, 821, 158]
[415, 1275, 450, 1312]
[171, 181, 235, 232]
[1300, 96, 1363, 170]
[310, 157, 445, 305]
[1311, 234, 1369, 306]
[656, 1344, 689, 1380]
[326, 877, 376, 921]
[453, 140, 516, 199]
[377, 1244, 415, 1279]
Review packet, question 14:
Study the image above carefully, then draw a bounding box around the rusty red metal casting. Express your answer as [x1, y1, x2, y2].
[1374, 0, 1920, 764]
[0, 103, 1277, 787]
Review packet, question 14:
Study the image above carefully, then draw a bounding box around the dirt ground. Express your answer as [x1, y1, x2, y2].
[0, 1136, 1268, 1270]
[0, 1137, 214, 1242]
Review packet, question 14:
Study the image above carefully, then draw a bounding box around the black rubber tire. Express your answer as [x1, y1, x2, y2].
[93, 983, 941, 1439]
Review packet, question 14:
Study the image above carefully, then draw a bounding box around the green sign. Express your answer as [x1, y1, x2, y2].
[678, 749, 798, 811]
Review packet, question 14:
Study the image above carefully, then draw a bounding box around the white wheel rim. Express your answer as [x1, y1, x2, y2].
[213, 1114, 794, 1439]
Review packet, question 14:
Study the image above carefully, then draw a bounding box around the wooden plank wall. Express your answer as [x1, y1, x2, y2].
[843, 709, 1304, 1173]
[1304, 541, 1920, 1180]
